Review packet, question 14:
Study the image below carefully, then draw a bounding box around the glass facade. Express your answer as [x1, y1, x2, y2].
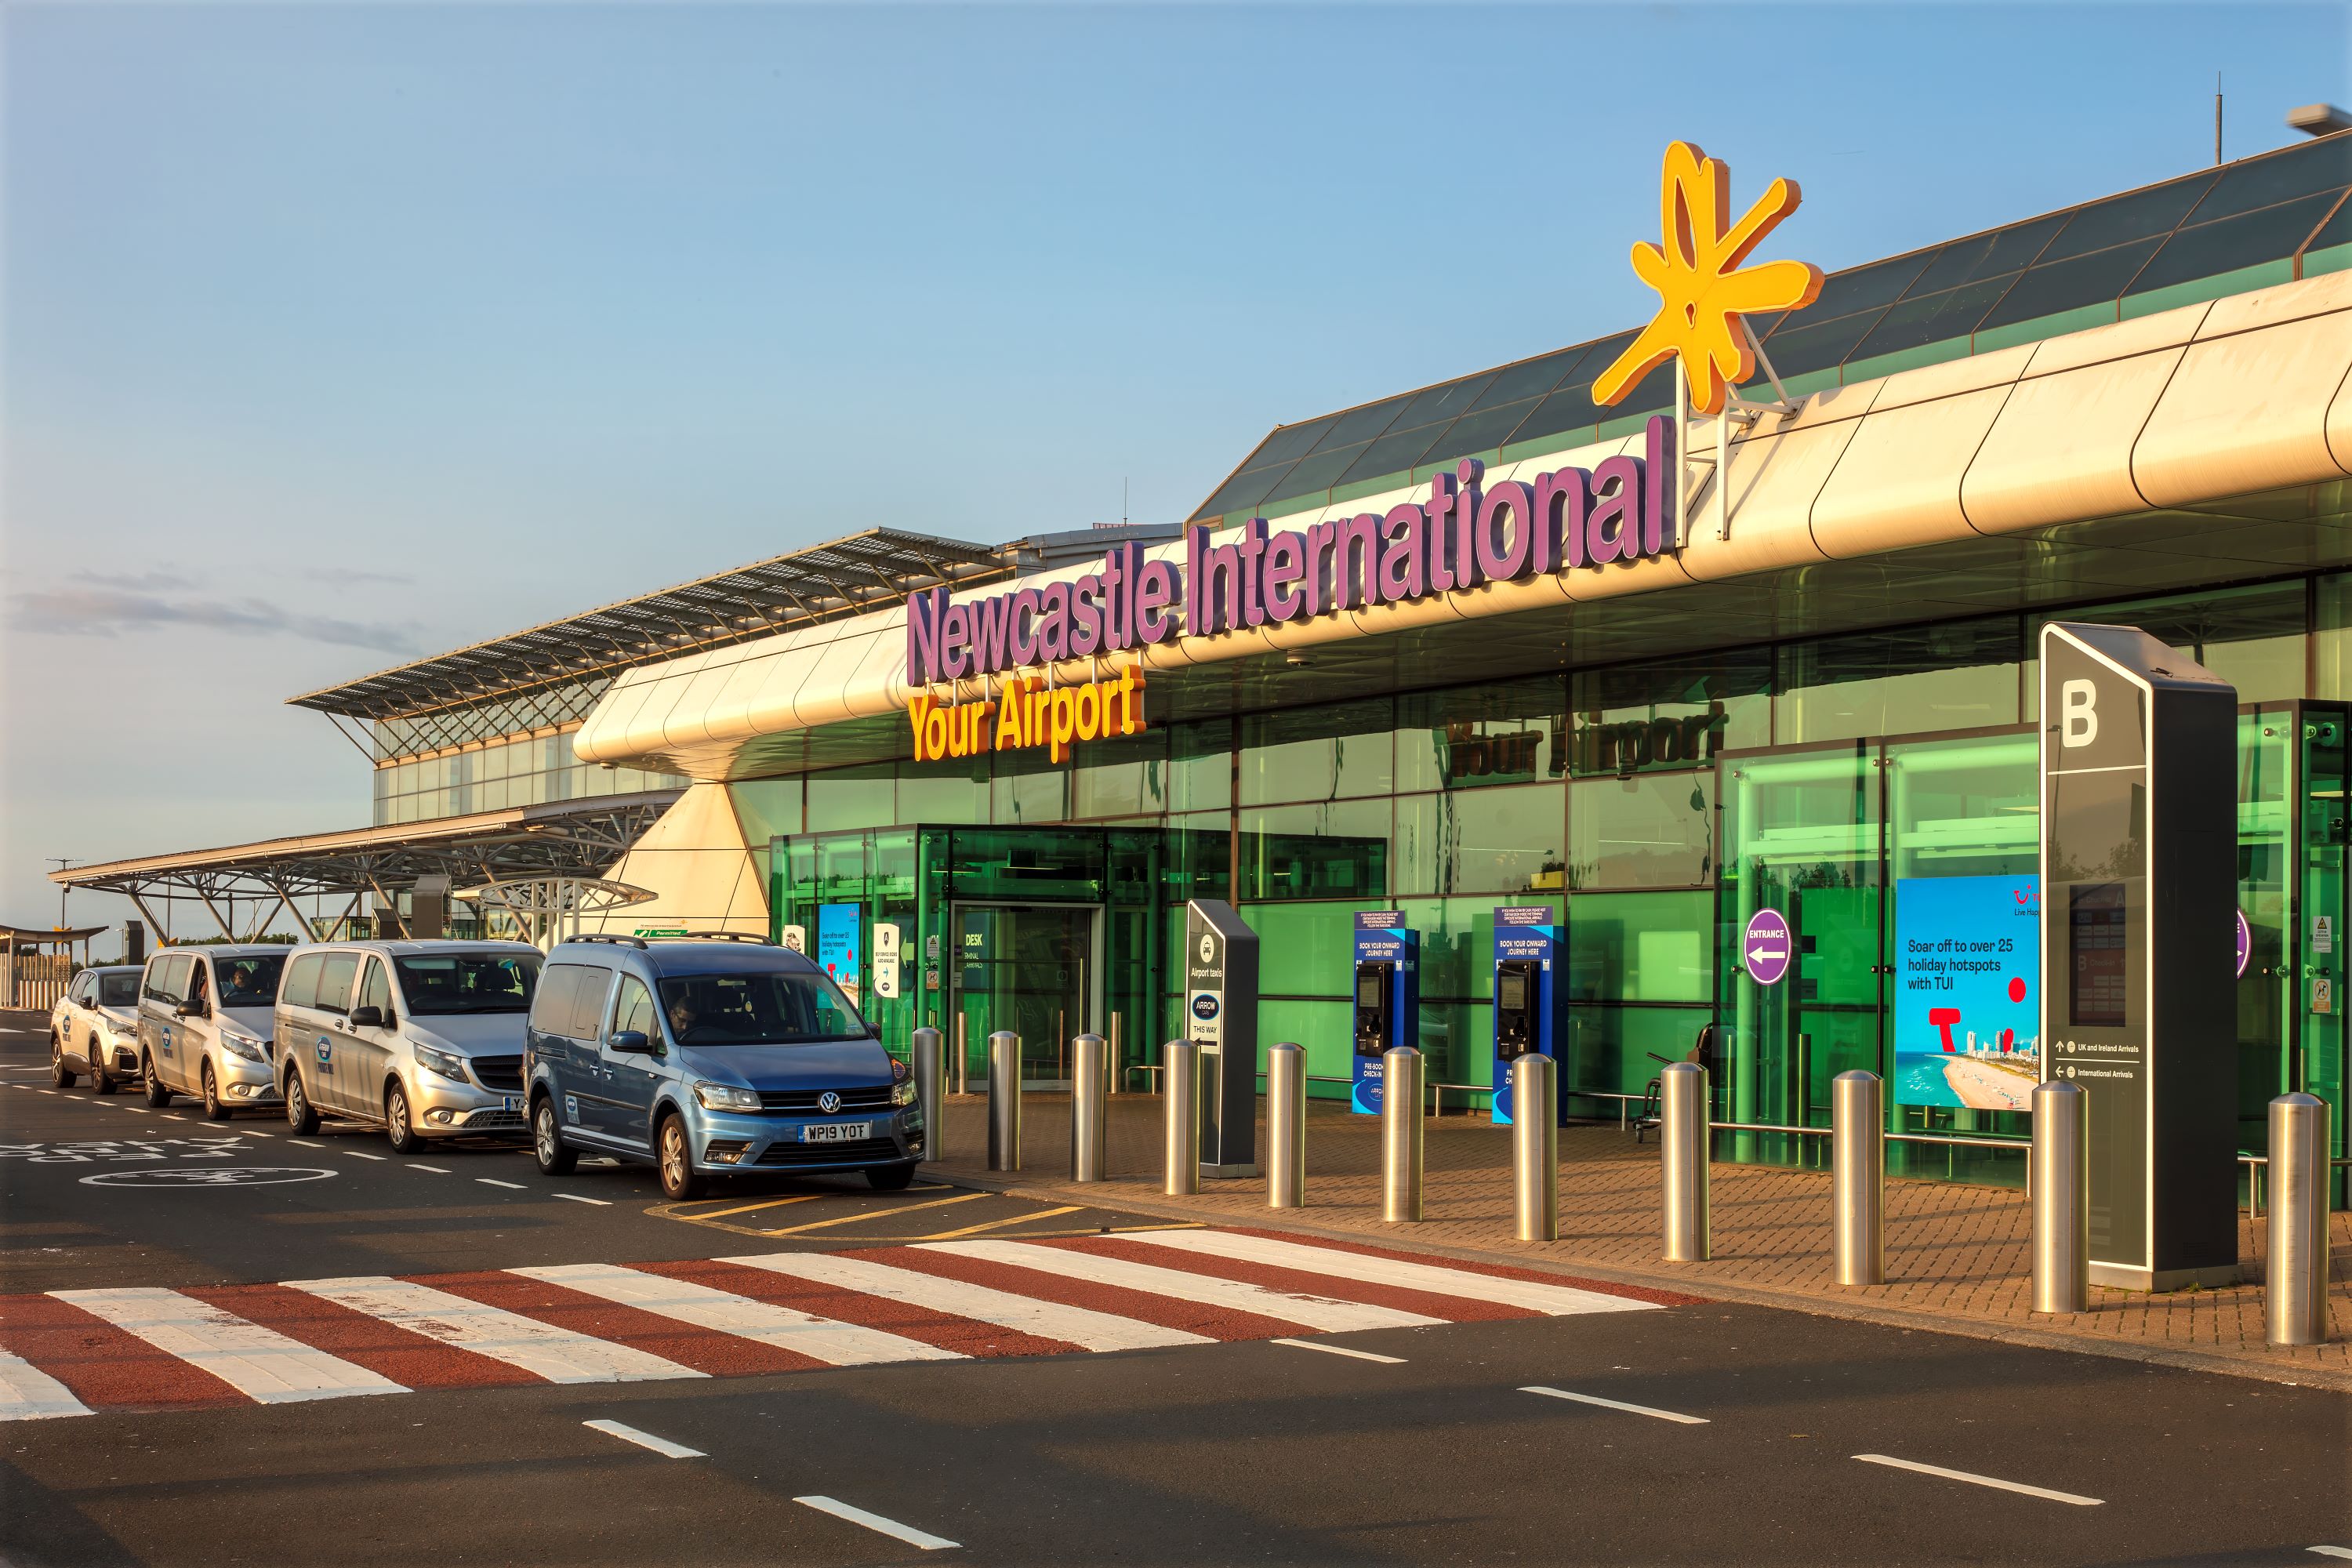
[372, 729, 684, 825]
[746, 571, 2352, 1196]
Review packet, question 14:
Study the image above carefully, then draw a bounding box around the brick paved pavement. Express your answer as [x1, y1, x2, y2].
[923, 1091, 2350, 1390]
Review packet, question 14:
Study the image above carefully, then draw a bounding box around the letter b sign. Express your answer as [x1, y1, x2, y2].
[2060, 678, 2098, 748]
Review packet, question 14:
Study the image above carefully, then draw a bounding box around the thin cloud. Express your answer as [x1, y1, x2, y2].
[71, 568, 183, 590]
[304, 567, 416, 586]
[8, 587, 422, 656]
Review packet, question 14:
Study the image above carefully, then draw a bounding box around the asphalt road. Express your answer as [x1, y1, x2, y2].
[4, 1018, 2347, 1567]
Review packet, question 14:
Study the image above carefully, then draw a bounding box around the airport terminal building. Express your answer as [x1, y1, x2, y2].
[64, 131, 2352, 1189]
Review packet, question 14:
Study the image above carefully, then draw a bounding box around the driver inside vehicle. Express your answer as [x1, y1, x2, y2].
[218, 962, 265, 1007]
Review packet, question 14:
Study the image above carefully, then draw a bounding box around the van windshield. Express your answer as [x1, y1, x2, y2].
[98, 974, 140, 1007]
[214, 955, 286, 1008]
[657, 972, 866, 1046]
[394, 954, 540, 1016]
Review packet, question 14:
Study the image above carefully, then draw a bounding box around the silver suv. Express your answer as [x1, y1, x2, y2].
[274, 940, 542, 1152]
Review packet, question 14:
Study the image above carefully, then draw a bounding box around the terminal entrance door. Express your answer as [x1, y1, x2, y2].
[1720, 743, 1886, 1170]
[949, 902, 1098, 1089]
[2295, 706, 2348, 1203]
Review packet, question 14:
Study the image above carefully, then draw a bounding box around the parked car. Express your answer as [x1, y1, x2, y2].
[272, 940, 541, 1151]
[49, 965, 143, 1093]
[524, 935, 919, 1200]
[134, 946, 288, 1118]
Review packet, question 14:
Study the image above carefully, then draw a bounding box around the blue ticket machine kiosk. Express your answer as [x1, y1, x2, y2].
[1352, 911, 1419, 1116]
[1491, 906, 1566, 1126]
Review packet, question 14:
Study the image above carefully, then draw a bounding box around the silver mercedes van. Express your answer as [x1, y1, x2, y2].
[135, 945, 288, 1118]
[274, 940, 542, 1152]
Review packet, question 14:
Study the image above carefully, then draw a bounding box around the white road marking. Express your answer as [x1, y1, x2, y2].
[1853, 1454, 2101, 1505]
[583, 1418, 704, 1458]
[794, 1496, 959, 1551]
[1272, 1338, 1405, 1364]
[479, 1178, 525, 1190]
[239, 1129, 270, 1138]
[2309, 1548, 2352, 1560]
[37, 1090, 56, 1096]
[345, 1151, 385, 1161]
[50, 1287, 406, 1404]
[724, 1250, 1211, 1353]
[555, 1193, 610, 1206]
[122, 1106, 149, 1112]
[920, 1240, 1439, 1334]
[412, 1164, 451, 1174]
[1119, 1229, 1658, 1316]
[1522, 1385, 1708, 1425]
[162, 1114, 183, 1120]
[0, 1349, 93, 1421]
[285, 1276, 703, 1385]
[289, 1138, 320, 1146]
[511, 1264, 958, 1367]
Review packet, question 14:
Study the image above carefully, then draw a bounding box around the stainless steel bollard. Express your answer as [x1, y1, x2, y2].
[911, 1025, 946, 1164]
[986, 1030, 1021, 1172]
[1382, 1047, 1425, 1222]
[954, 1014, 968, 1095]
[1070, 1033, 1108, 1182]
[2267, 1092, 2332, 1346]
[1661, 1061, 1711, 1261]
[1268, 1041, 1305, 1209]
[1832, 1069, 1885, 1286]
[1108, 1013, 1123, 1094]
[2031, 1079, 2087, 1314]
[1512, 1053, 1558, 1242]
[1163, 1039, 1200, 1196]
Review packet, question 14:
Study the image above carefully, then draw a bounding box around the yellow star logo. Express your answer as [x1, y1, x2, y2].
[1594, 141, 1823, 418]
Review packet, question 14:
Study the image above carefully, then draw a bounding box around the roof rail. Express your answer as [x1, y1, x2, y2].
[674, 931, 775, 945]
[568, 934, 649, 949]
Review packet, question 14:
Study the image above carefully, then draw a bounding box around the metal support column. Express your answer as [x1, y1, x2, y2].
[1512, 1053, 1558, 1242]
[1381, 1047, 1424, 1222]
[1163, 1039, 1200, 1196]
[911, 1025, 945, 1164]
[1832, 1070, 1885, 1286]
[2031, 1080, 2087, 1314]
[2267, 1092, 2331, 1345]
[1661, 1062, 1711, 1262]
[986, 1030, 1021, 1173]
[1070, 1033, 1107, 1182]
[1268, 1041, 1305, 1210]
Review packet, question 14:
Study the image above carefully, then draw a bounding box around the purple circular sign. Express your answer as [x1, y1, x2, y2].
[2236, 908, 2251, 979]
[1743, 909, 1793, 987]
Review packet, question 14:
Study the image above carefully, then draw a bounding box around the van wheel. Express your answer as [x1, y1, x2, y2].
[386, 1082, 425, 1155]
[201, 1063, 230, 1121]
[656, 1113, 703, 1201]
[866, 1162, 917, 1191]
[89, 1036, 115, 1094]
[142, 1057, 172, 1108]
[532, 1098, 576, 1175]
[50, 1040, 75, 1089]
[284, 1069, 320, 1134]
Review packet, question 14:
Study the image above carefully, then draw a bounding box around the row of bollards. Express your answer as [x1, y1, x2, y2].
[923, 1029, 2332, 1346]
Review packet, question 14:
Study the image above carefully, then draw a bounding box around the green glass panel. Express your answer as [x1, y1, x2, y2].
[1170, 719, 1232, 811]
[1777, 619, 2020, 744]
[1239, 800, 1388, 901]
[2240, 709, 2295, 1156]
[989, 751, 1067, 825]
[2026, 582, 2307, 716]
[1238, 901, 1356, 996]
[1392, 785, 1565, 898]
[2298, 706, 2350, 1204]
[1570, 773, 1715, 889]
[897, 759, 989, 825]
[1239, 699, 1396, 804]
[1396, 678, 1569, 793]
[1567, 890, 1711, 1004]
[1256, 997, 1355, 1100]
[1565, 1004, 1715, 1105]
[1072, 727, 1167, 819]
[1571, 648, 1772, 775]
[807, 766, 893, 833]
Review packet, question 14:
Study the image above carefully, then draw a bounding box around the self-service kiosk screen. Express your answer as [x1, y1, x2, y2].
[1356, 973, 1382, 1007]
[2068, 883, 2129, 1027]
[1497, 969, 1527, 1013]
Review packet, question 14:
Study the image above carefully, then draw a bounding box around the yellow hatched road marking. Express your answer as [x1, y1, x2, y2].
[683, 1193, 824, 1221]
[916, 1205, 1083, 1241]
[762, 1192, 987, 1236]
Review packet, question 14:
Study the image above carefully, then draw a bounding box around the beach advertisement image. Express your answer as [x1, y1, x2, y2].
[1893, 874, 2041, 1112]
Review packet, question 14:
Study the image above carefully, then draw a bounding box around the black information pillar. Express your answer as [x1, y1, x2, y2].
[1184, 898, 1261, 1178]
[2039, 622, 2238, 1291]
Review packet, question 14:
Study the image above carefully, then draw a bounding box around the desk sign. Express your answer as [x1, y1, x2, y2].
[2039, 622, 2238, 1293]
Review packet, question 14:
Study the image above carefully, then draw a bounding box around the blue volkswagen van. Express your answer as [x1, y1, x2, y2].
[524, 935, 919, 1200]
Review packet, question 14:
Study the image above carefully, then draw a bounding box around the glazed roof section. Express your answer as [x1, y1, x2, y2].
[288, 528, 1011, 723]
[1191, 132, 2352, 526]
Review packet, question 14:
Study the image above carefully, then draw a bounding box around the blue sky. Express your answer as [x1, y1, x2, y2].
[3, 2, 2344, 939]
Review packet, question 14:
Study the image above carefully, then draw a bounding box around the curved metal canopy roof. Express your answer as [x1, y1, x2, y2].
[286, 528, 1011, 723]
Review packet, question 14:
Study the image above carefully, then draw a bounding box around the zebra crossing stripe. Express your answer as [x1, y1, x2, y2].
[720, 1250, 1214, 1353]
[508, 1265, 960, 1367]
[0, 1348, 92, 1421]
[1116, 1231, 1661, 1316]
[284, 1277, 705, 1385]
[914, 1240, 1443, 1334]
[48, 1288, 407, 1404]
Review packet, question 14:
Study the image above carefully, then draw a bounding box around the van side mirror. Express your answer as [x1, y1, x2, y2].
[866, 1020, 882, 1040]
[606, 1029, 652, 1054]
[176, 999, 207, 1019]
[348, 1006, 384, 1029]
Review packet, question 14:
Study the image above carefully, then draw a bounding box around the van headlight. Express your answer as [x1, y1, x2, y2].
[892, 1078, 916, 1105]
[695, 1081, 760, 1112]
[219, 1031, 267, 1064]
[412, 1045, 468, 1082]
